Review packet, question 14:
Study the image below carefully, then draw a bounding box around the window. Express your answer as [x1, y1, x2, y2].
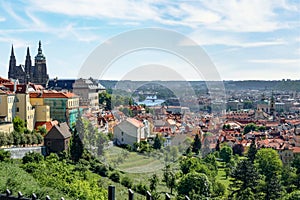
[121, 131, 124, 136]
[121, 138, 124, 142]
[47, 141, 52, 146]
[16, 107, 19, 112]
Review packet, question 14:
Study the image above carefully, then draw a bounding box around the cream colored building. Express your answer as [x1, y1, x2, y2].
[0, 90, 15, 122]
[35, 105, 50, 122]
[15, 93, 35, 131]
[113, 118, 147, 147]
[0, 122, 14, 133]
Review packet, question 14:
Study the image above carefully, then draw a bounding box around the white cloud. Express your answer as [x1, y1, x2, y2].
[0, 17, 5, 22]
[0, 35, 28, 48]
[248, 58, 300, 64]
[25, 0, 298, 32]
[180, 29, 286, 48]
[200, 0, 298, 32]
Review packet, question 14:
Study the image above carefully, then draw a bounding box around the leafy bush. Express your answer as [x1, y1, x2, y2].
[109, 171, 121, 183]
[93, 163, 109, 177]
[121, 176, 133, 188]
[22, 151, 44, 164]
[133, 183, 149, 195]
[0, 150, 11, 162]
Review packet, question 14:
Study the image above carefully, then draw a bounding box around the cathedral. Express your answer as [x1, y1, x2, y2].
[8, 41, 49, 86]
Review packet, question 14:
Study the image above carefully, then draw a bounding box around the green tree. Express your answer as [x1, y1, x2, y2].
[220, 145, 233, 163]
[247, 139, 257, 163]
[153, 134, 162, 150]
[177, 172, 211, 198]
[12, 131, 22, 145]
[255, 148, 282, 179]
[99, 92, 112, 110]
[37, 126, 47, 136]
[229, 159, 260, 198]
[180, 156, 199, 174]
[163, 165, 176, 194]
[170, 146, 179, 161]
[255, 148, 283, 200]
[283, 190, 300, 200]
[70, 130, 84, 163]
[192, 134, 201, 155]
[0, 149, 11, 162]
[264, 175, 283, 200]
[243, 123, 258, 134]
[149, 174, 159, 192]
[0, 132, 8, 147]
[12, 116, 25, 133]
[232, 144, 244, 156]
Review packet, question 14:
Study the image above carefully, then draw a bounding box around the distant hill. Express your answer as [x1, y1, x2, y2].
[99, 80, 300, 92]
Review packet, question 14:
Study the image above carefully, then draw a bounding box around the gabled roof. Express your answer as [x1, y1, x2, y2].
[45, 122, 72, 139]
[126, 118, 144, 128]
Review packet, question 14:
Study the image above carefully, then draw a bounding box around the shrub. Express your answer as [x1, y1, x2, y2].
[22, 151, 44, 164]
[93, 163, 109, 177]
[109, 171, 121, 183]
[0, 150, 11, 162]
[121, 176, 133, 188]
[133, 183, 149, 195]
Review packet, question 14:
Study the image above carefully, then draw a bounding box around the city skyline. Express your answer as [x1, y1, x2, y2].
[0, 0, 299, 81]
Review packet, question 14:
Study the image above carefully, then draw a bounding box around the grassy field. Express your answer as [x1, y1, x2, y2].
[216, 161, 232, 196]
[104, 146, 176, 199]
[104, 146, 165, 173]
[104, 147, 234, 199]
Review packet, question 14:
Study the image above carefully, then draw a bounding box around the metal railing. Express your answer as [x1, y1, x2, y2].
[0, 186, 191, 200]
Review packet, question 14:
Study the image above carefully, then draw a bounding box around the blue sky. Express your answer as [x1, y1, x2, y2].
[0, 0, 299, 80]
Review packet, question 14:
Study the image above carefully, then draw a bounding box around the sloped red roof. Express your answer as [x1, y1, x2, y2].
[35, 121, 59, 132]
[126, 118, 144, 128]
[30, 91, 78, 98]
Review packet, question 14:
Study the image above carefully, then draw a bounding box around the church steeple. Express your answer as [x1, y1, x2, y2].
[11, 44, 15, 57]
[8, 44, 16, 79]
[25, 47, 32, 82]
[35, 40, 46, 61]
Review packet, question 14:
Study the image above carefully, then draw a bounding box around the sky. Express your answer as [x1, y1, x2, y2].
[0, 0, 299, 81]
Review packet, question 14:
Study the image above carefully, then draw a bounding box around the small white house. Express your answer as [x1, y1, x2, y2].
[113, 118, 147, 147]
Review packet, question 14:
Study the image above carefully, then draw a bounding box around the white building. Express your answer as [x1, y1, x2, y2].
[113, 118, 149, 147]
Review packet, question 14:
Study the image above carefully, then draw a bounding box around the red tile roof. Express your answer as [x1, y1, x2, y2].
[35, 120, 59, 132]
[126, 118, 144, 128]
[30, 91, 78, 98]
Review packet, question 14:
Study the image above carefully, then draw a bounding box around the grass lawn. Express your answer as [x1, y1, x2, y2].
[104, 146, 177, 199]
[216, 161, 232, 196]
[104, 146, 165, 173]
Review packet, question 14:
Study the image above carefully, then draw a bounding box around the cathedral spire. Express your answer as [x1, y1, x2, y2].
[25, 47, 32, 80]
[26, 46, 30, 56]
[35, 40, 46, 61]
[38, 40, 42, 54]
[10, 44, 15, 58]
[8, 44, 17, 80]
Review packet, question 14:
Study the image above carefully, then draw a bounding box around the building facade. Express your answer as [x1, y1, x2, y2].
[72, 78, 105, 109]
[30, 91, 80, 126]
[8, 41, 49, 86]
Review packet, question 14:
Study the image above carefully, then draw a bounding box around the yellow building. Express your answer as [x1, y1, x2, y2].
[15, 93, 35, 131]
[35, 105, 50, 122]
[0, 90, 15, 122]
